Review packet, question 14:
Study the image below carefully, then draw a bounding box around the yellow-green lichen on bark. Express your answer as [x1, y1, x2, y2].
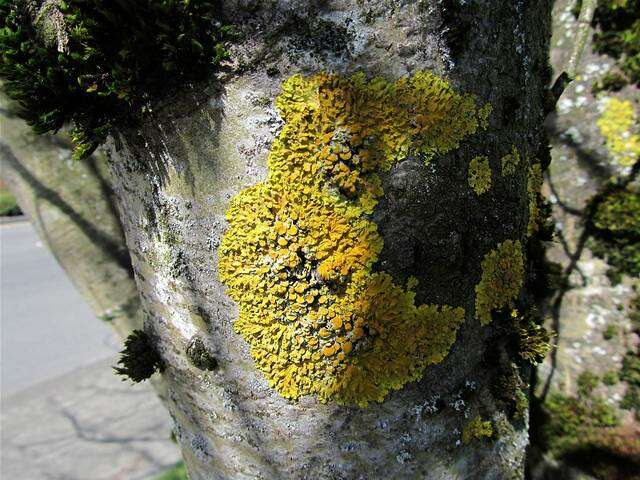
[597, 98, 640, 167]
[475, 240, 525, 325]
[500, 145, 521, 176]
[468, 155, 492, 195]
[218, 71, 491, 406]
[462, 415, 494, 444]
[527, 163, 543, 237]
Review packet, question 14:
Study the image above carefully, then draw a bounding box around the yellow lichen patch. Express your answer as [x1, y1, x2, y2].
[468, 155, 492, 195]
[269, 71, 491, 213]
[218, 71, 488, 406]
[597, 98, 640, 167]
[461, 415, 494, 443]
[527, 163, 543, 237]
[474, 240, 524, 325]
[500, 145, 521, 176]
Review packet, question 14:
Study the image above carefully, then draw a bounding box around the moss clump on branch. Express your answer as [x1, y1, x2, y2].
[590, 0, 640, 88]
[588, 184, 640, 283]
[515, 310, 552, 365]
[186, 336, 218, 371]
[114, 330, 164, 382]
[620, 351, 640, 420]
[0, 0, 229, 159]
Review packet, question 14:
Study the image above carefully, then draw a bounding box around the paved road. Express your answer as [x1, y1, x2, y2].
[1, 220, 120, 397]
[0, 220, 180, 479]
[2, 358, 181, 480]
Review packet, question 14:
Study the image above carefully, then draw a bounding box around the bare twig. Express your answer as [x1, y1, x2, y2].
[545, 0, 598, 114]
[567, 0, 598, 80]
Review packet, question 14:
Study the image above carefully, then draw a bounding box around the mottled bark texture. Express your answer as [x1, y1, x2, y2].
[102, 1, 552, 478]
[0, 94, 141, 340]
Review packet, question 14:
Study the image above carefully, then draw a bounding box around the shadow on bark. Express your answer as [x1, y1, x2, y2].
[528, 116, 639, 477]
[0, 142, 133, 275]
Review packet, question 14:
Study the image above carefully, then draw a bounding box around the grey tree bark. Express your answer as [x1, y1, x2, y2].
[95, 1, 554, 479]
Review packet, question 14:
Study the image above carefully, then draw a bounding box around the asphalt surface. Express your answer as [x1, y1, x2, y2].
[1, 220, 120, 398]
[0, 219, 180, 479]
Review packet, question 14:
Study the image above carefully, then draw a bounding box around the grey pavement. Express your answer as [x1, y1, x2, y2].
[1, 221, 119, 397]
[1, 220, 181, 479]
[1, 358, 181, 480]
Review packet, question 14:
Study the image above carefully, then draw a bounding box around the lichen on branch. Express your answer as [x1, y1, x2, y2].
[597, 98, 640, 168]
[218, 72, 491, 406]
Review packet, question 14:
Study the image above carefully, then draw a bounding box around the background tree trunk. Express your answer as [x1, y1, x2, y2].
[99, 1, 553, 478]
[529, 0, 640, 477]
[0, 93, 142, 340]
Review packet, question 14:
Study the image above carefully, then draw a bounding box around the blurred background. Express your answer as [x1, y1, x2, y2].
[1, 0, 639, 479]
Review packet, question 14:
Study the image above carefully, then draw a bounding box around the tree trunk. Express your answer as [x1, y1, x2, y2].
[98, 1, 553, 478]
[0, 94, 142, 340]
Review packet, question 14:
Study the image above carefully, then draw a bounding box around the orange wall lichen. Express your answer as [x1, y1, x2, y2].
[218, 72, 491, 406]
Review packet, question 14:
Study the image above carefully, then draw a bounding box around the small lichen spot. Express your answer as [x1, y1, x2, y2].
[468, 155, 492, 195]
[474, 240, 524, 325]
[462, 415, 493, 443]
[500, 145, 521, 176]
[527, 163, 543, 237]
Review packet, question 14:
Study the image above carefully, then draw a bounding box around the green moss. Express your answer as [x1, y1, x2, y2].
[577, 371, 600, 396]
[540, 391, 618, 456]
[602, 370, 620, 385]
[186, 336, 218, 371]
[603, 324, 617, 340]
[516, 311, 552, 365]
[114, 330, 164, 382]
[591, 0, 640, 88]
[493, 363, 529, 420]
[0, 0, 229, 159]
[593, 187, 640, 234]
[155, 462, 187, 480]
[589, 184, 640, 283]
[592, 70, 629, 94]
[533, 365, 640, 478]
[0, 186, 21, 216]
[620, 351, 640, 420]
[630, 288, 640, 334]
[461, 415, 493, 444]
